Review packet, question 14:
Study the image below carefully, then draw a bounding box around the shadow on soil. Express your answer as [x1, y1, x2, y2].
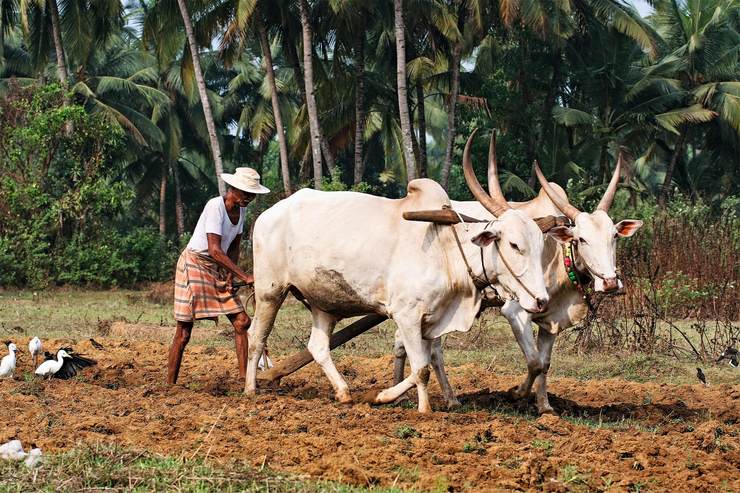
[456, 388, 708, 425]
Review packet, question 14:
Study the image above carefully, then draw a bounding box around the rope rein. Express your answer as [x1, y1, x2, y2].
[447, 218, 540, 302]
[492, 239, 540, 301]
[449, 223, 494, 290]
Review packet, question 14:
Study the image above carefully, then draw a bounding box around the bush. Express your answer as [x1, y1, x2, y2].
[0, 82, 177, 288]
[52, 230, 177, 287]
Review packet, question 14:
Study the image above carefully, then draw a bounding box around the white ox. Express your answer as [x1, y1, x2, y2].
[245, 131, 560, 412]
[394, 140, 643, 414]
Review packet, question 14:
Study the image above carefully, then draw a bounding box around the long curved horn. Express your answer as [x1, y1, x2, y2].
[533, 160, 581, 220]
[595, 151, 622, 212]
[486, 131, 504, 203]
[463, 129, 510, 217]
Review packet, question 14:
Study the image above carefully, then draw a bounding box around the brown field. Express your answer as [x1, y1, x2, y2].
[0, 290, 739, 492]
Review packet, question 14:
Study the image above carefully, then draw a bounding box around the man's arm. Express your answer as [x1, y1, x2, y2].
[227, 233, 241, 265]
[207, 233, 253, 284]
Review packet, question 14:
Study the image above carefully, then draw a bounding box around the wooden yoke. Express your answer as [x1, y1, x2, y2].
[402, 209, 487, 225]
[533, 215, 571, 232]
[403, 208, 569, 233]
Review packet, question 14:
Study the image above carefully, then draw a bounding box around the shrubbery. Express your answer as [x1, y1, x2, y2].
[0, 83, 177, 287]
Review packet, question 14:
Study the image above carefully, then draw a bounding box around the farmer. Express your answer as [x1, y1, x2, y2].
[167, 167, 269, 384]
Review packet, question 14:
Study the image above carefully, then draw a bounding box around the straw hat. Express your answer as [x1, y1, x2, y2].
[220, 167, 270, 194]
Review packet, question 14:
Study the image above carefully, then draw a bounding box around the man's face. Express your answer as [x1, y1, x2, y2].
[235, 188, 256, 207]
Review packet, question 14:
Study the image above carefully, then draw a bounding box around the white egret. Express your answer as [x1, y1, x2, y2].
[35, 348, 96, 379]
[0, 342, 19, 378]
[0, 440, 25, 460]
[0, 440, 43, 467]
[28, 337, 42, 368]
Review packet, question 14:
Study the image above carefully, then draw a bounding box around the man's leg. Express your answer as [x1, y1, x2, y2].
[227, 311, 251, 379]
[167, 320, 193, 384]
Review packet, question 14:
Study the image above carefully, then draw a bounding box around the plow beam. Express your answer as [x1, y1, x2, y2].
[256, 314, 388, 383]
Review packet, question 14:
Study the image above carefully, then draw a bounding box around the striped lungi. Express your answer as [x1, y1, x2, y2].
[173, 249, 245, 322]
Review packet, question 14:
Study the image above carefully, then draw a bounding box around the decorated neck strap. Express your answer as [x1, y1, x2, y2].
[562, 242, 593, 298]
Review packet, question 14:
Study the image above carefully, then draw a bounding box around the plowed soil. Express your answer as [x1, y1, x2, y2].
[1, 337, 738, 492]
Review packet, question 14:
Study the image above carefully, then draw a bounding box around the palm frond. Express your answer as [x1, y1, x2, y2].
[552, 106, 597, 126]
[654, 104, 717, 133]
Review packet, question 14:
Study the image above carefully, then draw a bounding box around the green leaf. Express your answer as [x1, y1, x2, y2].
[654, 104, 717, 133]
[552, 106, 596, 127]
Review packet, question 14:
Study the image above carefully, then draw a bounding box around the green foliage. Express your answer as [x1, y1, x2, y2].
[394, 425, 421, 439]
[54, 230, 177, 286]
[0, 83, 176, 287]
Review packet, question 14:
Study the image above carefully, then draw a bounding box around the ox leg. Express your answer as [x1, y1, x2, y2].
[431, 337, 460, 409]
[501, 300, 541, 400]
[532, 327, 557, 415]
[392, 329, 407, 386]
[307, 309, 352, 404]
[374, 326, 432, 413]
[392, 331, 411, 405]
[245, 296, 283, 394]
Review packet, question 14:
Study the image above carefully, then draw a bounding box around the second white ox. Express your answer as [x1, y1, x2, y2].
[245, 132, 560, 412]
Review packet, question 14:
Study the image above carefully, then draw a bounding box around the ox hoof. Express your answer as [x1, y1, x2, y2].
[418, 403, 432, 414]
[537, 406, 557, 416]
[335, 392, 353, 405]
[445, 398, 461, 410]
[358, 388, 383, 404]
[507, 386, 530, 400]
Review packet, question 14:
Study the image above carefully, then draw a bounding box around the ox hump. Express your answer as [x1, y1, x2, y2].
[405, 179, 451, 209]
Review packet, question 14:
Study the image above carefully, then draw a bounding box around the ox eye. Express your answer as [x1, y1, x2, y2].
[510, 242, 521, 252]
[578, 238, 588, 245]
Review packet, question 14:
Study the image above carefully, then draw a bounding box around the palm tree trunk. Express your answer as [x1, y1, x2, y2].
[258, 17, 291, 195]
[441, 42, 461, 189]
[320, 135, 336, 177]
[159, 161, 167, 236]
[393, 0, 416, 182]
[353, 34, 366, 185]
[48, 0, 68, 87]
[170, 162, 185, 238]
[48, 0, 72, 134]
[659, 127, 687, 206]
[416, 81, 427, 178]
[176, 0, 226, 195]
[298, 0, 323, 189]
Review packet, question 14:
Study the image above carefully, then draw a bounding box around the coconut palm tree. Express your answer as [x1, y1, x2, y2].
[645, 0, 740, 204]
[221, 0, 293, 195]
[394, 0, 417, 182]
[174, 0, 226, 194]
[298, 0, 324, 188]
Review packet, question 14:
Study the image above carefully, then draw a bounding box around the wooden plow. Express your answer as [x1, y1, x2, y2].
[256, 314, 387, 384]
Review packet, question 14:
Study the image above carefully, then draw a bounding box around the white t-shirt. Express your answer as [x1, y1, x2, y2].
[186, 197, 245, 255]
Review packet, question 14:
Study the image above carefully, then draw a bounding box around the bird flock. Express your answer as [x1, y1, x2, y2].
[1, 338, 98, 380]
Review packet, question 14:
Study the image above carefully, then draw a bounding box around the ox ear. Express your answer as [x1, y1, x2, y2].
[471, 230, 500, 247]
[615, 219, 643, 238]
[547, 226, 574, 244]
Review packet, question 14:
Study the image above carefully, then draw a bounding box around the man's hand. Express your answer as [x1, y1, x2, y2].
[225, 273, 238, 294]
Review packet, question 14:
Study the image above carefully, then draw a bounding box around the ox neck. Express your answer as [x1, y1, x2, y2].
[450, 223, 497, 291]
